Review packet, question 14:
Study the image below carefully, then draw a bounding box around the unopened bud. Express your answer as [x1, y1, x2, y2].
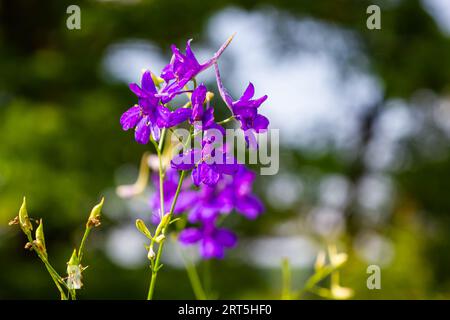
[35, 219, 47, 258]
[19, 197, 33, 236]
[160, 213, 171, 228]
[206, 91, 214, 102]
[136, 219, 152, 239]
[155, 234, 165, 243]
[315, 250, 326, 271]
[68, 249, 79, 266]
[147, 247, 156, 260]
[150, 71, 164, 86]
[67, 249, 83, 290]
[87, 197, 104, 228]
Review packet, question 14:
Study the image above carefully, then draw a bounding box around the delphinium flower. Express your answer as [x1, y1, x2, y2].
[159, 37, 234, 103]
[214, 63, 269, 147]
[119, 35, 269, 299]
[120, 70, 191, 143]
[170, 138, 238, 187]
[190, 84, 224, 134]
[178, 219, 237, 259]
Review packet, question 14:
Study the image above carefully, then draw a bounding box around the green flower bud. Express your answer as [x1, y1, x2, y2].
[68, 249, 79, 266]
[87, 197, 104, 228]
[18, 197, 33, 236]
[160, 213, 171, 228]
[35, 219, 47, 258]
[136, 219, 152, 239]
[67, 249, 83, 290]
[147, 247, 156, 260]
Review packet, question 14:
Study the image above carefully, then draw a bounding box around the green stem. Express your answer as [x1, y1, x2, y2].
[146, 170, 186, 300]
[281, 258, 292, 300]
[217, 115, 234, 125]
[26, 234, 68, 300]
[78, 227, 91, 263]
[186, 258, 207, 300]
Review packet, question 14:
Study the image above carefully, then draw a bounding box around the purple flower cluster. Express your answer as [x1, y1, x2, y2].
[120, 37, 268, 259]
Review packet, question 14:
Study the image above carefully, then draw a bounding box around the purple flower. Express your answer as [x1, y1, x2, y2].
[186, 165, 263, 223]
[186, 183, 233, 224]
[171, 140, 238, 187]
[120, 71, 191, 144]
[149, 168, 197, 224]
[190, 84, 224, 134]
[159, 36, 234, 104]
[178, 221, 237, 259]
[214, 63, 269, 147]
[220, 165, 264, 219]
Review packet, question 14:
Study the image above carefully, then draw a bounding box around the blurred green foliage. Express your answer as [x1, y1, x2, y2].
[1, 0, 450, 299]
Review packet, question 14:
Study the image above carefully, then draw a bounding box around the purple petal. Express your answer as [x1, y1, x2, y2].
[191, 166, 202, 186]
[215, 229, 237, 248]
[174, 191, 197, 213]
[169, 108, 192, 127]
[235, 195, 264, 219]
[185, 39, 200, 66]
[129, 83, 145, 97]
[200, 238, 224, 259]
[253, 114, 269, 132]
[134, 117, 151, 144]
[120, 105, 141, 130]
[200, 163, 220, 186]
[150, 123, 160, 141]
[171, 149, 200, 171]
[179, 228, 202, 245]
[240, 83, 255, 101]
[141, 70, 157, 94]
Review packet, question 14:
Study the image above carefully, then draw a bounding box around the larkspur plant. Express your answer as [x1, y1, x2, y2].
[9, 197, 104, 300]
[119, 35, 269, 299]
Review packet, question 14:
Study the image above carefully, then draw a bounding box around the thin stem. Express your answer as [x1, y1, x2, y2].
[26, 234, 68, 299]
[78, 227, 91, 263]
[217, 115, 234, 125]
[146, 170, 186, 300]
[186, 257, 207, 300]
[281, 258, 292, 300]
[203, 259, 212, 299]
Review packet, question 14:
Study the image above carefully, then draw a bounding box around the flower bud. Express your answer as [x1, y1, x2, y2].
[155, 234, 165, 243]
[18, 197, 33, 236]
[206, 91, 214, 102]
[136, 219, 152, 239]
[314, 250, 326, 272]
[160, 213, 171, 228]
[35, 219, 47, 258]
[87, 197, 104, 228]
[147, 247, 156, 260]
[67, 249, 83, 290]
[150, 72, 164, 87]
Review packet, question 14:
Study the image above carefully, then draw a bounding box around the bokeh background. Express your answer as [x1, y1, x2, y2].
[1, 0, 450, 299]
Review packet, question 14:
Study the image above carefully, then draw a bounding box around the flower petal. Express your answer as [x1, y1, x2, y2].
[240, 82, 255, 101]
[120, 105, 141, 130]
[253, 114, 269, 132]
[200, 163, 220, 186]
[169, 108, 192, 127]
[200, 237, 224, 259]
[134, 117, 151, 144]
[141, 70, 157, 94]
[179, 228, 202, 245]
[171, 149, 200, 171]
[215, 229, 237, 248]
[235, 195, 264, 219]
